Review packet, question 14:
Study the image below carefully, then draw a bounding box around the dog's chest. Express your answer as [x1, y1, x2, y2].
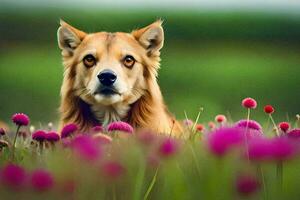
[91, 103, 130, 125]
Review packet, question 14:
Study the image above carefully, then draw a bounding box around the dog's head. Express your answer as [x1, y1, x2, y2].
[57, 20, 164, 107]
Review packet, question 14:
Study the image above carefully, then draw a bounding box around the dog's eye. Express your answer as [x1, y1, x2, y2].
[83, 54, 96, 68]
[123, 55, 135, 68]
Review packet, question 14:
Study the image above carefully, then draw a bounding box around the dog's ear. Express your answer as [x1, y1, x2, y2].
[132, 20, 164, 56]
[57, 20, 87, 54]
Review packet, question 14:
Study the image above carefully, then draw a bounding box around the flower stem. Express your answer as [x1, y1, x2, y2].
[143, 167, 159, 200]
[269, 114, 280, 137]
[277, 162, 283, 191]
[258, 165, 267, 200]
[244, 108, 250, 161]
[11, 125, 21, 162]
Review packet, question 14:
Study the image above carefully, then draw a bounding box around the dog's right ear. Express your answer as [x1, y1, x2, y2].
[57, 20, 87, 54]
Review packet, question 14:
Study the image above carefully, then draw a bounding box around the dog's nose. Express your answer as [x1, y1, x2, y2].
[97, 70, 117, 86]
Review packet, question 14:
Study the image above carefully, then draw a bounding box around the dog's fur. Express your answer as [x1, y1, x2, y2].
[57, 20, 182, 135]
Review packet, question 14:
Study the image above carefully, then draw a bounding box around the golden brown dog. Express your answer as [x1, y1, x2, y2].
[57, 20, 182, 135]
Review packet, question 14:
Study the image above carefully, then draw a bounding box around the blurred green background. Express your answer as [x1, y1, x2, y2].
[0, 2, 300, 125]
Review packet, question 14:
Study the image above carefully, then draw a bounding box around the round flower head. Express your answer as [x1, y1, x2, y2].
[32, 130, 47, 142]
[264, 105, 274, 114]
[46, 131, 60, 142]
[0, 128, 5, 136]
[207, 127, 244, 157]
[235, 119, 262, 132]
[107, 121, 133, 134]
[159, 138, 178, 157]
[72, 135, 102, 162]
[242, 97, 257, 109]
[270, 137, 295, 161]
[30, 169, 54, 192]
[247, 137, 273, 161]
[101, 161, 125, 180]
[196, 124, 205, 132]
[1, 164, 27, 189]
[287, 129, 300, 138]
[278, 122, 290, 133]
[208, 121, 216, 130]
[236, 175, 260, 196]
[93, 133, 112, 145]
[91, 125, 104, 133]
[61, 123, 78, 138]
[215, 114, 227, 123]
[11, 113, 30, 126]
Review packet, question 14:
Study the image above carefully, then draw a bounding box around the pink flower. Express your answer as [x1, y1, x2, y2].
[196, 124, 205, 132]
[91, 125, 104, 133]
[107, 121, 133, 134]
[207, 127, 244, 157]
[32, 130, 47, 142]
[247, 138, 273, 161]
[287, 129, 300, 138]
[183, 119, 193, 127]
[208, 121, 216, 130]
[278, 122, 290, 133]
[72, 135, 102, 162]
[61, 123, 78, 138]
[215, 115, 226, 123]
[11, 113, 30, 126]
[159, 138, 178, 157]
[137, 130, 156, 145]
[101, 161, 125, 179]
[242, 97, 257, 109]
[46, 131, 60, 142]
[235, 119, 262, 132]
[271, 137, 295, 161]
[30, 169, 54, 192]
[264, 105, 274, 114]
[93, 133, 112, 145]
[1, 164, 27, 190]
[236, 175, 259, 196]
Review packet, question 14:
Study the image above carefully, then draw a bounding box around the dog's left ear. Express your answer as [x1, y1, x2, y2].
[132, 20, 164, 56]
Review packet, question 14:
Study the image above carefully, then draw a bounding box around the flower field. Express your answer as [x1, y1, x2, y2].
[1, 97, 300, 200]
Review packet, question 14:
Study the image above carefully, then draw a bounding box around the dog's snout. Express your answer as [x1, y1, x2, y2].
[97, 69, 117, 86]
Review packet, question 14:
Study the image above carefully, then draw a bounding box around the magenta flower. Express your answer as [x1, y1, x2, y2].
[61, 138, 72, 148]
[101, 161, 125, 179]
[32, 130, 47, 142]
[91, 125, 104, 133]
[93, 133, 112, 145]
[46, 131, 60, 142]
[11, 113, 30, 126]
[107, 121, 133, 134]
[61, 123, 78, 138]
[247, 137, 273, 161]
[242, 97, 257, 109]
[1, 164, 27, 190]
[72, 135, 102, 162]
[30, 169, 54, 192]
[236, 175, 259, 196]
[159, 138, 178, 157]
[207, 127, 244, 157]
[271, 137, 295, 161]
[287, 129, 300, 138]
[235, 119, 262, 132]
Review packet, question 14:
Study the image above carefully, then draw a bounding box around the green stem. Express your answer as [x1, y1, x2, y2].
[11, 125, 21, 162]
[258, 165, 267, 200]
[143, 167, 159, 200]
[277, 162, 283, 191]
[269, 114, 280, 137]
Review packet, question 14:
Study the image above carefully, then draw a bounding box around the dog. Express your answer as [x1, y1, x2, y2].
[57, 20, 182, 135]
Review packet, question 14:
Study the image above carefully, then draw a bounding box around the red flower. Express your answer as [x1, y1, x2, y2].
[264, 105, 274, 114]
[278, 122, 290, 133]
[215, 115, 226, 123]
[196, 124, 205, 132]
[242, 98, 257, 109]
[11, 113, 30, 126]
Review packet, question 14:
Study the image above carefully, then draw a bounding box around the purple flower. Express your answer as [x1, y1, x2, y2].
[72, 135, 102, 162]
[11, 113, 30, 126]
[61, 123, 78, 138]
[159, 138, 178, 157]
[1, 164, 27, 189]
[107, 121, 133, 134]
[207, 127, 244, 157]
[236, 175, 260, 196]
[248, 138, 273, 161]
[101, 161, 125, 179]
[32, 130, 47, 142]
[46, 131, 60, 142]
[0, 128, 5, 136]
[30, 169, 54, 192]
[235, 119, 262, 132]
[287, 129, 300, 139]
[271, 137, 295, 161]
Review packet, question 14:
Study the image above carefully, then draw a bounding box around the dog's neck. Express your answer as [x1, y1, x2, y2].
[90, 103, 130, 126]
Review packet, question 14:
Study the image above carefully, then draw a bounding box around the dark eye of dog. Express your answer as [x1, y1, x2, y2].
[83, 54, 96, 68]
[123, 55, 135, 68]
